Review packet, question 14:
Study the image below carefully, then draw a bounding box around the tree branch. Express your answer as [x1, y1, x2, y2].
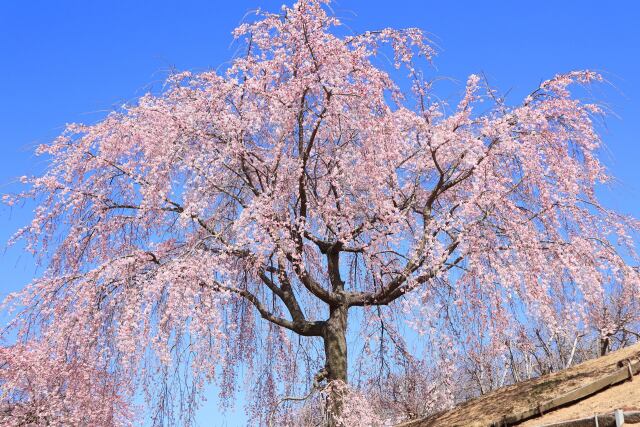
[202, 280, 324, 337]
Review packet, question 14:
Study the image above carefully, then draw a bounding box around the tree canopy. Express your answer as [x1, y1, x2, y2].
[2, 1, 639, 426]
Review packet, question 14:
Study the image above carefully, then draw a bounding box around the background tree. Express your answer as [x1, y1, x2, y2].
[2, 0, 639, 425]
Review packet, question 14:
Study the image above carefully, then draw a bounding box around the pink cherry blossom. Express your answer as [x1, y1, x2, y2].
[2, 1, 638, 425]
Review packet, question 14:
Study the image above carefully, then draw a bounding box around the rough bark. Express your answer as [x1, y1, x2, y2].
[324, 306, 348, 383]
[599, 335, 610, 356]
[324, 304, 348, 426]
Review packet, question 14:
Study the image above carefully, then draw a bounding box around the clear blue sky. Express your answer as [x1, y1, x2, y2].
[1, 1, 639, 426]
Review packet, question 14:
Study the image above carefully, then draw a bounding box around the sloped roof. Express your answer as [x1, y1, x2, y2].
[398, 343, 640, 427]
[518, 377, 640, 427]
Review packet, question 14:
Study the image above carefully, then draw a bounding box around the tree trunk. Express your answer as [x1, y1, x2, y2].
[599, 335, 610, 357]
[323, 304, 348, 426]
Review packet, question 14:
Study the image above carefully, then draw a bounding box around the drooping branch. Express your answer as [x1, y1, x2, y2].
[202, 280, 324, 337]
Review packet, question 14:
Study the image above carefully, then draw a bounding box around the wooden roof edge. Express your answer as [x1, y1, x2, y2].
[493, 357, 640, 426]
